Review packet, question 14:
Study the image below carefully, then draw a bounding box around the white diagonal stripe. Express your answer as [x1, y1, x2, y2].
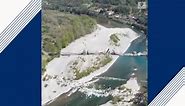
[149, 67, 185, 106]
[0, 1, 40, 47]
[0, 5, 41, 53]
[0, 0, 38, 45]
[150, 68, 184, 105]
[0, 0, 41, 53]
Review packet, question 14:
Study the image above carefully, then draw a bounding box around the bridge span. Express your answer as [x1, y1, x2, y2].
[60, 51, 147, 57]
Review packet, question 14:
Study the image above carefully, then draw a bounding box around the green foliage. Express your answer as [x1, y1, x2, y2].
[74, 55, 112, 80]
[42, 54, 52, 73]
[42, 10, 96, 73]
[75, 67, 95, 80]
[112, 96, 122, 104]
[43, 0, 146, 16]
[110, 33, 120, 46]
[114, 5, 130, 15]
[99, 55, 112, 66]
[42, 10, 96, 51]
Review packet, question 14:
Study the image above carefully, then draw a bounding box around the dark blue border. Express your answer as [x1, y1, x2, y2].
[0, 0, 185, 105]
[148, 0, 185, 103]
[0, 11, 41, 106]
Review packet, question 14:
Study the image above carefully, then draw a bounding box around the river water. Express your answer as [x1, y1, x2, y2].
[46, 20, 147, 106]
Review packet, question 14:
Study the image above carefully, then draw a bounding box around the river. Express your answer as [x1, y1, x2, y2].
[46, 19, 147, 106]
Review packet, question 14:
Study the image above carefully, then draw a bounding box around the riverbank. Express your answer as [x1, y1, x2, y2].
[100, 77, 140, 106]
[42, 24, 139, 105]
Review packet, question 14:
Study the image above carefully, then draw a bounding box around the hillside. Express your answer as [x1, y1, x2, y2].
[43, 0, 147, 32]
[42, 10, 96, 72]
